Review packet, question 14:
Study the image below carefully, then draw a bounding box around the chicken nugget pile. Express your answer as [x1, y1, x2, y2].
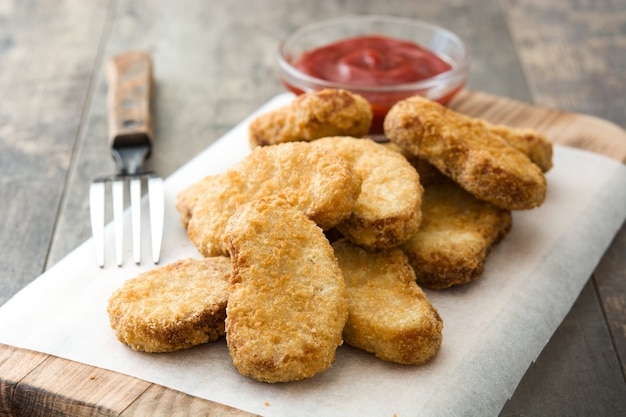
[107, 89, 552, 383]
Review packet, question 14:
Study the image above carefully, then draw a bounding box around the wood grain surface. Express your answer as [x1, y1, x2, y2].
[1, 0, 625, 416]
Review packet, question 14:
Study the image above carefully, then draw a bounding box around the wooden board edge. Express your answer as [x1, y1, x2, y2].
[0, 343, 254, 417]
[0, 344, 48, 416]
[120, 384, 257, 417]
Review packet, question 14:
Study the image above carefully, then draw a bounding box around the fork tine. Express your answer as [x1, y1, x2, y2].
[130, 177, 142, 264]
[112, 179, 125, 267]
[148, 176, 164, 264]
[89, 181, 106, 268]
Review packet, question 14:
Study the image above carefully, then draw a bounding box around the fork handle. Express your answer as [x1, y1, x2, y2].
[107, 50, 154, 151]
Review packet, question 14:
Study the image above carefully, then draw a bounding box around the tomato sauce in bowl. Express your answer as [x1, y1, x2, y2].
[294, 35, 453, 87]
[277, 16, 470, 135]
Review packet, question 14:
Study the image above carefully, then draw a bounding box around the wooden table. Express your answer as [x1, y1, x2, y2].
[1, 1, 625, 416]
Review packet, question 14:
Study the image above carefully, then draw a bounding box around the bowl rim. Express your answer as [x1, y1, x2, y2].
[276, 14, 472, 93]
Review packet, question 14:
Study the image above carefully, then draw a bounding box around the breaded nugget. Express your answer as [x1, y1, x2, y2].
[249, 89, 373, 147]
[310, 136, 423, 250]
[476, 120, 553, 172]
[175, 174, 219, 228]
[107, 257, 231, 353]
[384, 96, 547, 210]
[401, 178, 512, 289]
[381, 142, 444, 186]
[224, 198, 348, 383]
[186, 141, 361, 257]
[383, 121, 553, 175]
[332, 239, 443, 365]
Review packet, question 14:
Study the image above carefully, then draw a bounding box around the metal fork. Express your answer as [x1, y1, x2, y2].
[89, 51, 164, 267]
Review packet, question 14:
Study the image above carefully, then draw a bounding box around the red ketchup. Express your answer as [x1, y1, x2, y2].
[286, 35, 461, 134]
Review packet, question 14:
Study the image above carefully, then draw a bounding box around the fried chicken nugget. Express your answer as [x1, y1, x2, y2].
[381, 142, 444, 186]
[310, 136, 423, 250]
[401, 178, 512, 289]
[175, 174, 219, 228]
[332, 238, 443, 365]
[186, 141, 361, 257]
[224, 198, 348, 383]
[249, 89, 373, 147]
[476, 120, 553, 172]
[384, 96, 547, 210]
[107, 257, 231, 353]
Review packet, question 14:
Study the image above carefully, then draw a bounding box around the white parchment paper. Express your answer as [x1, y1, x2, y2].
[1, 94, 626, 417]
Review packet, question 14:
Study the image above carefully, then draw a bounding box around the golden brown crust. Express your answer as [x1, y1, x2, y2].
[249, 89, 373, 147]
[384, 96, 547, 210]
[107, 257, 231, 353]
[477, 120, 553, 172]
[310, 136, 423, 250]
[186, 141, 362, 257]
[380, 141, 445, 186]
[175, 174, 219, 229]
[401, 178, 512, 289]
[224, 198, 348, 383]
[384, 116, 554, 175]
[332, 238, 443, 365]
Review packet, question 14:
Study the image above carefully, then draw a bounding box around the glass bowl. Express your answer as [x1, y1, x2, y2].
[277, 15, 471, 134]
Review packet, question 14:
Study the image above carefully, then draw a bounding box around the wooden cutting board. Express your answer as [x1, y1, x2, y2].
[1, 90, 625, 417]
